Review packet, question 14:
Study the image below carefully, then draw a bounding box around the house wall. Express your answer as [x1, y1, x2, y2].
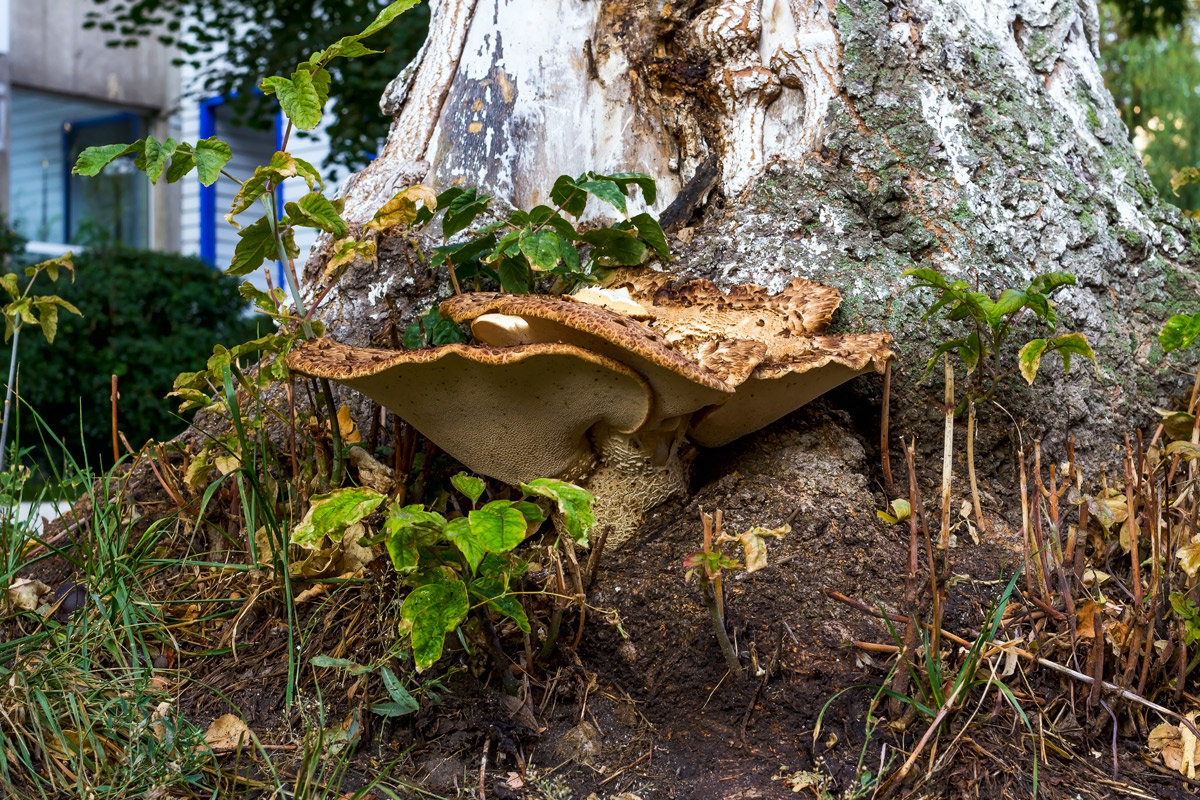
[10, 0, 173, 110]
[1, 0, 12, 221]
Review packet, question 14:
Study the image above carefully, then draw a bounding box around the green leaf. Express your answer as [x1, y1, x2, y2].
[1018, 338, 1049, 385]
[401, 580, 469, 670]
[445, 517, 485, 573]
[990, 288, 1026, 322]
[630, 213, 670, 260]
[600, 172, 658, 205]
[1160, 313, 1200, 353]
[193, 137, 233, 186]
[496, 258, 533, 294]
[578, 179, 627, 214]
[903, 267, 951, 290]
[378, 667, 420, 715]
[513, 501, 545, 526]
[385, 504, 447, 572]
[921, 339, 968, 379]
[451, 472, 486, 505]
[1050, 332, 1095, 373]
[262, 69, 323, 130]
[960, 331, 982, 374]
[286, 191, 349, 237]
[72, 141, 143, 176]
[518, 229, 562, 270]
[1028, 271, 1076, 295]
[136, 135, 177, 184]
[227, 217, 276, 276]
[581, 228, 646, 266]
[469, 502, 529, 554]
[32, 300, 58, 344]
[470, 575, 530, 632]
[359, 0, 423, 39]
[291, 487, 385, 548]
[309, 655, 370, 673]
[550, 175, 588, 217]
[519, 479, 595, 543]
[443, 190, 490, 237]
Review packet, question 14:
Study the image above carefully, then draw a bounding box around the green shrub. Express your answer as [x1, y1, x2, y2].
[15, 247, 262, 467]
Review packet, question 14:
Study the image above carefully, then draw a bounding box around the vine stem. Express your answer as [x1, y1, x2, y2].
[260, 194, 314, 339]
[0, 324, 20, 473]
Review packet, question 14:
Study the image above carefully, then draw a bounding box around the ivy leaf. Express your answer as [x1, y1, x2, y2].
[468, 501, 529, 554]
[290, 488, 384, 548]
[1018, 338, 1049, 385]
[72, 140, 144, 177]
[519, 479, 595, 543]
[401, 580, 469, 670]
[470, 575, 530, 632]
[1160, 313, 1200, 354]
[227, 217, 276, 276]
[451, 472, 486, 505]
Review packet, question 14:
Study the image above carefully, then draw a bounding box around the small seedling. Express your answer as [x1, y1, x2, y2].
[683, 510, 789, 681]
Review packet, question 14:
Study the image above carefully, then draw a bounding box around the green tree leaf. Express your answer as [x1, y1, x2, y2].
[286, 191, 349, 237]
[519, 479, 595, 543]
[631, 212, 669, 260]
[359, 0, 423, 39]
[1018, 338, 1049, 385]
[470, 575, 530, 632]
[550, 175, 588, 216]
[193, 137, 234, 186]
[600, 172, 658, 205]
[1160, 312, 1200, 353]
[136, 135, 177, 184]
[1050, 332, 1096, 373]
[442, 190, 490, 237]
[451, 472, 486, 505]
[578, 179, 627, 214]
[377, 666, 419, 715]
[445, 517, 485, 573]
[581, 228, 646, 266]
[261, 69, 324, 130]
[401, 580, 469, 670]
[518, 229, 562, 270]
[72, 141, 144, 176]
[469, 502, 529, 554]
[291, 487, 384, 548]
[227, 217, 277, 276]
[990, 288, 1027, 322]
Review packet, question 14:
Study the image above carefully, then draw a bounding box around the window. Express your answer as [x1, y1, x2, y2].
[8, 88, 149, 248]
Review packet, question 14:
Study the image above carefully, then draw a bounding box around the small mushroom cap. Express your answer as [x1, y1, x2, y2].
[688, 333, 894, 447]
[442, 293, 734, 423]
[568, 287, 653, 319]
[286, 337, 652, 485]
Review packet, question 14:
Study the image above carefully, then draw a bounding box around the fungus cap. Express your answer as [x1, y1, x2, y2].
[285, 337, 652, 485]
[441, 293, 734, 423]
[688, 333, 894, 447]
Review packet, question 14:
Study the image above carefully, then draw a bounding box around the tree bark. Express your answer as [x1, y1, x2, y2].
[311, 0, 1200, 476]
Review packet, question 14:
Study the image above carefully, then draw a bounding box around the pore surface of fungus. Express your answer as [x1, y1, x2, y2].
[285, 337, 651, 486]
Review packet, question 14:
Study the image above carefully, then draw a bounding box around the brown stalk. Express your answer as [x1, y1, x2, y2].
[110, 374, 120, 464]
[1019, 447, 1037, 598]
[881, 360, 895, 498]
[889, 441, 925, 719]
[938, 356, 954, 552]
[966, 396, 985, 535]
[1088, 610, 1105, 710]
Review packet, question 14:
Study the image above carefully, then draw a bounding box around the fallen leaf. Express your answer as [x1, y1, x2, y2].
[1179, 537, 1200, 577]
[6, 578, 50, 612]
[204, 714, 254, 752]
[335, 405, 361, 444]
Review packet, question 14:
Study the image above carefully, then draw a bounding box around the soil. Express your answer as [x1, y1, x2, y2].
[16, 397, 1200, 800]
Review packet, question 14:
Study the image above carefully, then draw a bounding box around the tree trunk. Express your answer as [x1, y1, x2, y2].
[311, 0, 1197, 480]
[292, 3, 1200, 791]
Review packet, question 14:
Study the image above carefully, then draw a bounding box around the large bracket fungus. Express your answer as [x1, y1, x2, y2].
[286, 271, 892, 544]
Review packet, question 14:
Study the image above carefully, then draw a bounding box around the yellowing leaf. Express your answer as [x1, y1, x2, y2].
[204, 714, 254, 752]
[1178, 538, 1200, 577]
[877, 498, 911, 525]
[367, 185, 437, 232]
[335, 405, 361, 443]
[736, 524, 789, 573]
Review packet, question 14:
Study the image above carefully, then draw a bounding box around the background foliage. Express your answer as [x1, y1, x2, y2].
[84, 0, 430, 174]
[1101, 1, 1200, 211]
[14, 247, 261, 468]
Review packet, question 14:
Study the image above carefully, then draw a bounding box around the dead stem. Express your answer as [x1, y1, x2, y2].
[881, 360, 895, 498]
[966, 397, 985, 535]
